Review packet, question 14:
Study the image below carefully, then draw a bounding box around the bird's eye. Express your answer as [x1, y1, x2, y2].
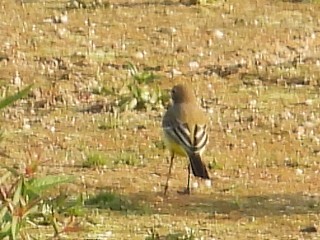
[171, 88, 176, 95]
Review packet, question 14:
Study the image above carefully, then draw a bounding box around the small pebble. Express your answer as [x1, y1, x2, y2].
[296, 168, 303, 175]
[214, 29, 224, 39]
[189, 61, 199, 71]
[205, 179, 212, 188]
[192, 181, 199, 189]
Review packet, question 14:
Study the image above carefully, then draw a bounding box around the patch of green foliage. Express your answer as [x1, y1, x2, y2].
[208, 158, 223, 170]
[113, 151, 140, 166]
[83, 152, 109, 168]
[0, 85, 81, 239]
[98, 113, 122, 130]
[0, 162, 76, 239]
[118, 62, 169, 111]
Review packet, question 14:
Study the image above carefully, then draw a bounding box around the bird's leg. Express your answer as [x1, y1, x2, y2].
[178, 163, 191, 195]
[164, 153, 174, 196]
[186, 163, 191, 194]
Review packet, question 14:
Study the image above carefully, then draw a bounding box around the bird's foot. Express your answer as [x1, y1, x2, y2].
[177, 187, 190, 195]
[163, 185, 169, 196]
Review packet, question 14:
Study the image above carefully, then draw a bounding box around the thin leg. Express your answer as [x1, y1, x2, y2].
[186, 164, 191, 194]
[178, 164, 191, 195]
[164, 154, 174, 196]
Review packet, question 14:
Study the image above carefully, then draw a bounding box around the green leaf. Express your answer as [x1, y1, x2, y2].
[128, 84, 140, 98]
[11, 215, 18, 240]
[12, 179, 23, 205]
[0, 205, 9, 222]
[125, 61, 138, 75]
[0, 221, 11, 238]
[0, 84, 33, 110]
[26, 175, 75, 195]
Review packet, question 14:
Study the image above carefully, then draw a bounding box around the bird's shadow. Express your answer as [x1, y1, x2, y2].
[126, 191, 319, 217]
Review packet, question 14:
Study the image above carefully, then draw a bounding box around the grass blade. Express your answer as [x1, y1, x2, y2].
[27, 175, 75, 195]
[0, 84, 33, 110]
[11, 215, 18, 240]
[13, 179, 23, 205]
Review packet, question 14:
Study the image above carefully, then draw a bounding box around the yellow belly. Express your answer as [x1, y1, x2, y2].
[163, 132, 187, 157]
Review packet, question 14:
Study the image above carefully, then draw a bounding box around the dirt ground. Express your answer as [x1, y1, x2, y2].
[0, 0, 319, 239]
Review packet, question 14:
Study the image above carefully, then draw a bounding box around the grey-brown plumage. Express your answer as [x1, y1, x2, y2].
[162, 84, 210, 194]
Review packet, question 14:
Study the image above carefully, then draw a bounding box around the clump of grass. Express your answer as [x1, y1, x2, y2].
[208, 158, 223, 170]
[145, 227, 196, 240]
[83, 152, 109, 168]
[66, 0, 111, 10]
[98, 113, 122, 130]
[114, 151, 141, 167]
[91, 86, 115, 96]
[85, 191, 151, 214]
[154, 140, 165, 150]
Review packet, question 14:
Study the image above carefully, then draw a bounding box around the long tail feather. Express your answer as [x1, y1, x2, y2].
[188, 153, 210, 179]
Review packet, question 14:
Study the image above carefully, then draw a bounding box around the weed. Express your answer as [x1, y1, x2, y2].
[0, 164, 76, 239]
[117, 62, 168, 111]
[145, 227, 197, 240]
[0, 84, 33, 110]
[208, 158, 223, 170]
[114, 151, 140, 166]
[0, 86, 80, 239]
[91, 85, 115, 96]
[83, 152, 109, 168]
[98, 113, 122, 130]
[125, 62, 159, 85]
[145, 227, 160, 240]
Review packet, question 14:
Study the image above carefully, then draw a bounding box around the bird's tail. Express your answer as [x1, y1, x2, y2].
[188, 153, 210, 179]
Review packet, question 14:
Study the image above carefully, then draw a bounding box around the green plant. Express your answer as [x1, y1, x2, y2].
[0, 85, 79, 239]
[0, 84, 31, 157]
[83, 152, 108, 168]
[98, 112, 122, 130]
[113, 151, 141, 166]
[118, 62, 169, 111]
[0, 84, 33, 110]
[145, 227, 160, 240]
[145, 227, 197, 240]
[126, 62, 159, 85]
[0, 163, 75, 239]
[208, 158, 223, 170]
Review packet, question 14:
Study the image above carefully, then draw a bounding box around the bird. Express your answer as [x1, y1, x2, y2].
[162, 84, 210, 195]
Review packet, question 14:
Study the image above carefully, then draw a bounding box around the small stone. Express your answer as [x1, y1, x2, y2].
[192, 181, 199, 189]
[305, 99, 313, 106]
[134, 51, 144, 59]
[23, 123, 31, 130]
[296, 168, 303, 175]
[214, 29, 224, 39]
[189, 61, 199, 71]
[205, 179, 212, 188]
[171, 68, 182, 76]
